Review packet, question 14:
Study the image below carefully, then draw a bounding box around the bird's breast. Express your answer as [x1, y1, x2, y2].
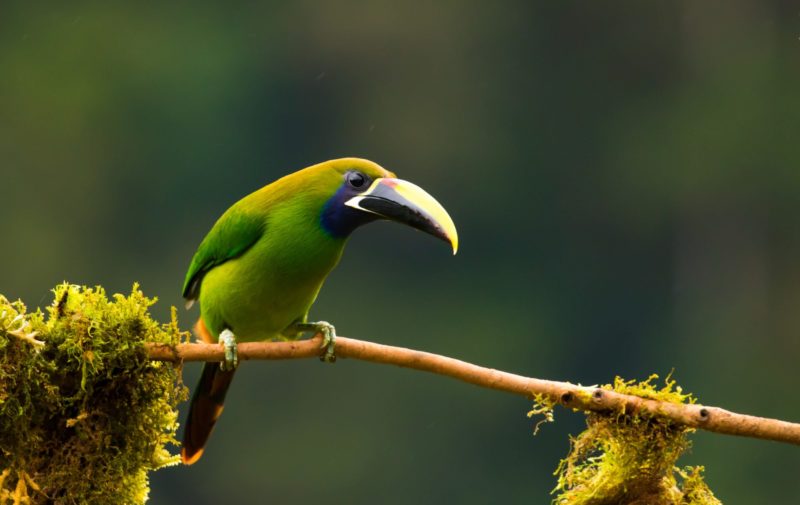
[198, 227, 346, 342]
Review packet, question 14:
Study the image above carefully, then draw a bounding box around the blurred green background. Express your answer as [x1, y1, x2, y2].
[2, 1, 799, 503]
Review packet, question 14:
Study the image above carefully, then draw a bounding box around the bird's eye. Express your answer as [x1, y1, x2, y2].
[346, 171, 369, 189]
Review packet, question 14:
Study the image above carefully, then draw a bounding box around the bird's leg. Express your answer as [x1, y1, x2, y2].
[292, 321, 337, 363]
[218, 329, 238, 371]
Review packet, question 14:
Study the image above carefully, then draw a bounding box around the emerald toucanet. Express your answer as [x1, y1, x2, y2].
[181, 158, 458, 464]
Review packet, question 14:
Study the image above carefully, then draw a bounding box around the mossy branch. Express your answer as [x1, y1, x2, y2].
[1, 284, 187, 505]
[148, 336, 800, 447]
[0, 284, 781, 503]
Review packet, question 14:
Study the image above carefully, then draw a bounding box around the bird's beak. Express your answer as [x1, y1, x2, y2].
[345, 178, 459, 254]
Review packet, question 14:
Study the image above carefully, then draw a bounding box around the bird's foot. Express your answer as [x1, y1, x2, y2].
[316, 321, 337, 363]
[218, 329, 238, 371]
[6, 313, 44, 350]
[294, 321, 337, 363]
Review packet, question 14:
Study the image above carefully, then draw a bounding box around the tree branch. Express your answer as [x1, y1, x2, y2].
[147, 335, 800, 446]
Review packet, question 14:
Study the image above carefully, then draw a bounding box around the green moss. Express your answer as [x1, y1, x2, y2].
[552, 375, 721, 505]
[0, 284, 188, 504]
[606, 374, 694, 405]
[528, 393, 556, 435]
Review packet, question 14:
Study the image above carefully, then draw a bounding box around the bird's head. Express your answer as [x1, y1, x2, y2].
[317, 158, 458, 254]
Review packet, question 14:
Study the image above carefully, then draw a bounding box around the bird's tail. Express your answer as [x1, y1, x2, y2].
[181, 319, 236, 465]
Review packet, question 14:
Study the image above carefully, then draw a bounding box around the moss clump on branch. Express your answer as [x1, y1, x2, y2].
[0, 284, 188, 504]
[552, 375, 721, 505]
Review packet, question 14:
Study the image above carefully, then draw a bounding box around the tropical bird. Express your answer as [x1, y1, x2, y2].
[181, 158, 458, 464]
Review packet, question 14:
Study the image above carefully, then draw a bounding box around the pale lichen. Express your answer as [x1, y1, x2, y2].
[0, 284, 188, 504]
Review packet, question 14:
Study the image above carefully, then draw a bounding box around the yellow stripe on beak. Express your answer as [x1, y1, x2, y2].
[345, 178, 459, 254]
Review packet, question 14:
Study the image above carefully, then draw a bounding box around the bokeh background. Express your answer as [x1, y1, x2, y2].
[2, 1, 799, 503]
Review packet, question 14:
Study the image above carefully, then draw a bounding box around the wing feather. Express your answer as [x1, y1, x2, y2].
[182, 209, 265, 304]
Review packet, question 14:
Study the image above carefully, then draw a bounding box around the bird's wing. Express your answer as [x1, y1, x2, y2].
[182, 209, 265, 306]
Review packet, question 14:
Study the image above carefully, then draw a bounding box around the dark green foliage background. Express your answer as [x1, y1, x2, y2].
[2, 1, 799, 503]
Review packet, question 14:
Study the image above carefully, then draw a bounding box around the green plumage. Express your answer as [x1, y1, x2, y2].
[182, 210, 264, 303]
[185, 158, 393, 342]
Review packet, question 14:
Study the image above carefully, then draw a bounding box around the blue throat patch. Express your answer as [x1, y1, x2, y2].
[320, 185, 378, 238]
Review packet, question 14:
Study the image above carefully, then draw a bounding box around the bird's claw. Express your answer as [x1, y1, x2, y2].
[7, 314, 44, 350]
[315, 321, 337, 363]
[218, 329, 238, 371]
[291, 320, 337, 362]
